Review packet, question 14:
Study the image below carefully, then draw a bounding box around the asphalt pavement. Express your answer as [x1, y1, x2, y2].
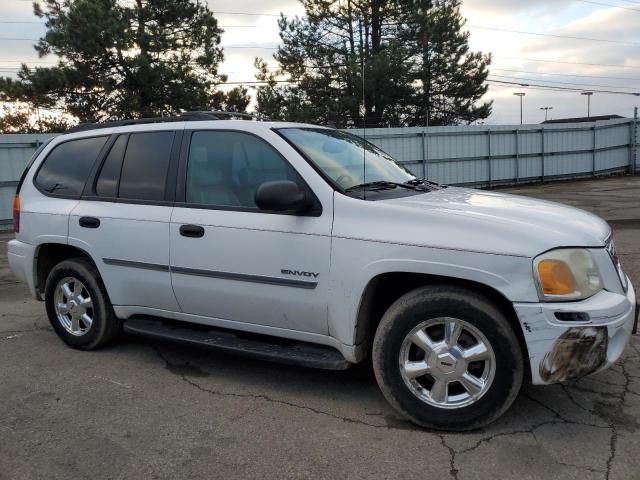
[1, 175, 639, 480]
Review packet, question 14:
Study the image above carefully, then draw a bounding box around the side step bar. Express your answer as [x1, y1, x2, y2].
[123, 316, 351, 370]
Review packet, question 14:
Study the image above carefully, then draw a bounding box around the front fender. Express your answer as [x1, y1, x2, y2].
[328, 237, 538, 347]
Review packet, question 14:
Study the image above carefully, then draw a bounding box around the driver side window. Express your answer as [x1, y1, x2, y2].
[186, 131, 299, 208]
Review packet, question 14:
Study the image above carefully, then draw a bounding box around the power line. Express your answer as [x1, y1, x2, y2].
[214, 11, 281, 17]
[0, 60, 56, 64]
[3, 56, 639, 72]
[0, 21, 271, 27]
[467, 25, 640, 46]
[489, 73, 639, 90]
[493, 55, 640, 70]
[491, 68, 640, 82]
[574, 0, 640, 11]
[9, 0, 285, 16]
[0, 37, 278, 49]
[4, 3, 640, 47]
[486, 78, 640, 95]
[2, 68, 637, 95]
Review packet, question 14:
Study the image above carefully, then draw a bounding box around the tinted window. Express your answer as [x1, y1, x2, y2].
[35, 136, 108, 196]
[118, 131, 174, 201]
[186, 131, 299, 208]
[95, 135, 127, 197]
[17, 137, 54, 194]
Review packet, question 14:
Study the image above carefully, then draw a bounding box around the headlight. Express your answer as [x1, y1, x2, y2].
[533, 248, 603, 301]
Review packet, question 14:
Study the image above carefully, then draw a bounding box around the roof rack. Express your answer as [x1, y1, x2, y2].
[66, 110, 265, 133]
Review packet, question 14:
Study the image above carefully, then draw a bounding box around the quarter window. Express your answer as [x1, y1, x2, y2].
[34, 136, 108, 197]
[118, 131, 174, 201]
[186, 131, 300, 208]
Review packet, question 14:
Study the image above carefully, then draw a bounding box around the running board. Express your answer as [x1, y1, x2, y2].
[123, 316, 351, 370]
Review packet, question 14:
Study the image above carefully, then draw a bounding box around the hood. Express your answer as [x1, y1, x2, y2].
[334, 187, 611, 257]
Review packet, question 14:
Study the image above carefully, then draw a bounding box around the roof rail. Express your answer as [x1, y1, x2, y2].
[65, 110, 265, 133]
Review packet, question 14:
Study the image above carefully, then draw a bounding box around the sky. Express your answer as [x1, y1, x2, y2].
[0, 0, 639, 125]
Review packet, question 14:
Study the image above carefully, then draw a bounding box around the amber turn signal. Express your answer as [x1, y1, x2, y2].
[537, 259, 576, 295]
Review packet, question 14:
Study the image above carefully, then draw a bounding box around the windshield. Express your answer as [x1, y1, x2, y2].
[277, 128, 416, 191]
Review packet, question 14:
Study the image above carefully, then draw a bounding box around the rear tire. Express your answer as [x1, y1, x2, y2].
[372, 285, 523, 431]
[45, 257, 121, 350]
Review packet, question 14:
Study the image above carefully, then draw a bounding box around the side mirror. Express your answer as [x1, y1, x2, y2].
[255, 181, 314, 214]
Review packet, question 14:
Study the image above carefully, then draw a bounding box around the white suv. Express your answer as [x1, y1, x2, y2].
[7, 113, 637, 430]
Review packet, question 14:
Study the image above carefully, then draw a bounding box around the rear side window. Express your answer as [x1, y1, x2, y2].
[34, 136, 108, 197]
[118, 131, 174, 201]
[95, 135, 127, 198]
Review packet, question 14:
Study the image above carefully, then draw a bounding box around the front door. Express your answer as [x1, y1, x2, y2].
[170, 129, 332, 334]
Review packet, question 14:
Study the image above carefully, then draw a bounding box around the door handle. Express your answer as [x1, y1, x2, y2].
[179, 224, 205, 238]
[79, 216, 100, 228]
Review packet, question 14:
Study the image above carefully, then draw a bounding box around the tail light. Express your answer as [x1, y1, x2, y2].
[12, 195, 20, 233]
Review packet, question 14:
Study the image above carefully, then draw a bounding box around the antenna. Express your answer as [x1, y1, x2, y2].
[362, 55, 366, 200]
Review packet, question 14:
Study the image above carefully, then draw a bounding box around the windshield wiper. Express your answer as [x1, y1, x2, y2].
[404, 178, 445, 190]
[345, 181, 421, 193]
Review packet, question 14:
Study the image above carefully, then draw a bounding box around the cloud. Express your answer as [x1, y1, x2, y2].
[459, 1, 640, 124]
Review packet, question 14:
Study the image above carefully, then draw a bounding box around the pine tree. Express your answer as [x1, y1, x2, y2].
[254, 0, 491, 127]
[0, 0, 229, 122]
[398, 0, 491, 126]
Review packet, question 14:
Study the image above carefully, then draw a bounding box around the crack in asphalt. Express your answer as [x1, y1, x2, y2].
[439, 435, 459, 479]
[150, 341, 639, 479]
[0, 320, 50, 340]
[604, 363, 634, 480]
[2, 307, 638, 480]
[149, 344, 410, 432]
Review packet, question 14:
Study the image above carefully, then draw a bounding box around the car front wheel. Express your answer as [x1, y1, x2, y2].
[372, 285, 523, 431]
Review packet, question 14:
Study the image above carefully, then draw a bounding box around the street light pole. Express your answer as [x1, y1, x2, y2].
[581, 92, 593, 119]
[540, 106, 553, 122]
[514, 92, 526, 124]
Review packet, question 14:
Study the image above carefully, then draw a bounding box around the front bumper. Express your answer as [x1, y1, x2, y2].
[514, 279, 636, 385]
[7, 239, 39, 299]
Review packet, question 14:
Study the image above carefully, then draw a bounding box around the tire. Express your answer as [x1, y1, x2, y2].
[372, 285, 523, 431]
[44, 257, 121, 350]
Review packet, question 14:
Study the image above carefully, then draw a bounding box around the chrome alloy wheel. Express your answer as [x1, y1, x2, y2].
[399, 317, 496, 409]
[53, 277, 94, 336]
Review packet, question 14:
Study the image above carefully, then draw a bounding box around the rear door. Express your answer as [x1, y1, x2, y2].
[68, 128, 182, 312]
[169, 129, 332, 334]
[25, 135, 110, 248]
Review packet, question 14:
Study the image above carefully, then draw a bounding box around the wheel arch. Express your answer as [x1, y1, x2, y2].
[354, 271, 531, 379]
[35, 242, 101, 298]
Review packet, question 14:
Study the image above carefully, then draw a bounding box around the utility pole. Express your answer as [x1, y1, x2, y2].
[540, 106, 553, 122]
[514, 92, 525, 125]
[633, 106, 638, 174]
[581, 92, 593, 119]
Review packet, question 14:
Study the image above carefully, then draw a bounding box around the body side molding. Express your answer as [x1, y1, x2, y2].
[102, 258, 318, 289]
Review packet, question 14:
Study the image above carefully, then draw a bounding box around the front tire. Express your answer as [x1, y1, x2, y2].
[372, 285, 523, 431]
[45, 257, 121, 350]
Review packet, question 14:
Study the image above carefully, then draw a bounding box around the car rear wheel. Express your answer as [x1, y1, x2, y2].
[45, 257, 121, 350]
[372, 285, 523, 431]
